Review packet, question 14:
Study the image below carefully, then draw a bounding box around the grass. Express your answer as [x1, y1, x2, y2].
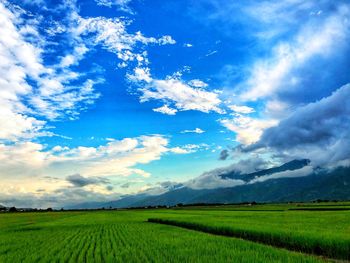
[147, 203, 350, 260]
[0, 208, 327, 263]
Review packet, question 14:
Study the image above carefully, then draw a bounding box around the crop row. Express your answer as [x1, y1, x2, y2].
[0, 211, 324, 262]
[148, 217, 350, 260]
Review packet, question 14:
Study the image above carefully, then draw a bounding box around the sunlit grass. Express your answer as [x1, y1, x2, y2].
[147, 203, 350, 260]
[0, 209, 326, 263]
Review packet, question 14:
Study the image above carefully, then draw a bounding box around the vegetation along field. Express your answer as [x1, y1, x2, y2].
[0, 202, 349, 262]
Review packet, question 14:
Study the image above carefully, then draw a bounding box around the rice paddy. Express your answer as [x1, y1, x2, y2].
[0, 202, 348, 262]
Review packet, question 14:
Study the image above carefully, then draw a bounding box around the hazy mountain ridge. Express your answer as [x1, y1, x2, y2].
[68, 160, 350, 209]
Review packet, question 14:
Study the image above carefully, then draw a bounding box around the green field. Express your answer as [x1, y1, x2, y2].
[0, 203, 349, 262]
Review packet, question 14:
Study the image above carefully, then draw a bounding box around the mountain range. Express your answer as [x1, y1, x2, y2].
[67, 160, 350, 209]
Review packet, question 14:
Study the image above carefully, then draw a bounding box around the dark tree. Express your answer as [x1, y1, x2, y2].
[9, 207, 17, 212]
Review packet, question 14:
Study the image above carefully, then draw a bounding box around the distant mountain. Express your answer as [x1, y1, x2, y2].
[69, 160, 350, 209]
[102, 194, 151, 208]
[128, 166, 350, 207]
[65, 194, 151, 210]
[65, 201, 108, 210]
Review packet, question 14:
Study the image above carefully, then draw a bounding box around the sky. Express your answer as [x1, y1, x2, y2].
[0, 0, 349, 208]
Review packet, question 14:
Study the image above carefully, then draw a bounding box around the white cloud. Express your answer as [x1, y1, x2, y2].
[245, 84, 350, 168]
[240, 7, 350, 101]
[0, 1, 178, 141]
[229, 105, 255, 114]
[0, 1, 183, 208]
[153, 105, 178, 115]
[220, 114, 277, 145]
[221, 2, 350, 148]
[264, 100, 289, 118]
[181, 128, 205, 134]
[249, 165, 314, 184]
[0, 142, 48, 171]
[0, 2, 102, 141]
[140, 78, 224, 114]
[170, 143, 209, 154]
[128, 67, 223, 115]
[49, 136, 170, 178]
[76, 16, 175, 68]
[244, 0, 316, 36]
[158, 35, 176, 45]
[186, 172, 244, 190]
[184, 43, 193, 47]
[0, 135, 187, 197]
[95, 0, 134, 13]
[59, 44, 88, 68]
[188, 79, 208, 88]
[127, 67, 152, 83]
[0, 135, 194, 183]
[170, 147, 191, 154]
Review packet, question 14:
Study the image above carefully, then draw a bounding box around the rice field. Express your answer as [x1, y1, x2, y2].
[148, 203, 350, 260]
[0, 203, 348, 262]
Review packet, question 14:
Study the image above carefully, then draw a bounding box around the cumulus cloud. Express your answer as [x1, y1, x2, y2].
[153, 105, 178, 115]
[220, 114, 277, 145]
[0, 186, 120, 209]
[0, 135, 189, 208]
[188, 79, 208, 88]
[170, 147, 191, 154]
[51, 136, 173, 178]
[0, 0, 183, 206]
[126, 64, 224, 115]
[76, 16, 175, 68]
[0, 142, 48, 176]
[139, 77, 224, 114]
[0, 1, 102, 142]
[229, 105, 255, 114]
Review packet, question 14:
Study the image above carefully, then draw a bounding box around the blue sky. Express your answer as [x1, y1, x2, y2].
[0, 0, 349, 208]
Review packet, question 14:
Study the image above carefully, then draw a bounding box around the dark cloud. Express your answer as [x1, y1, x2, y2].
[184, 156, 273, 189]
[66, 174, 110, 187]
[246, 84, 350, 166]
[106, 185, 114, 191]
[219, 149, 229, 160]
[120, 182, 131, 188]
